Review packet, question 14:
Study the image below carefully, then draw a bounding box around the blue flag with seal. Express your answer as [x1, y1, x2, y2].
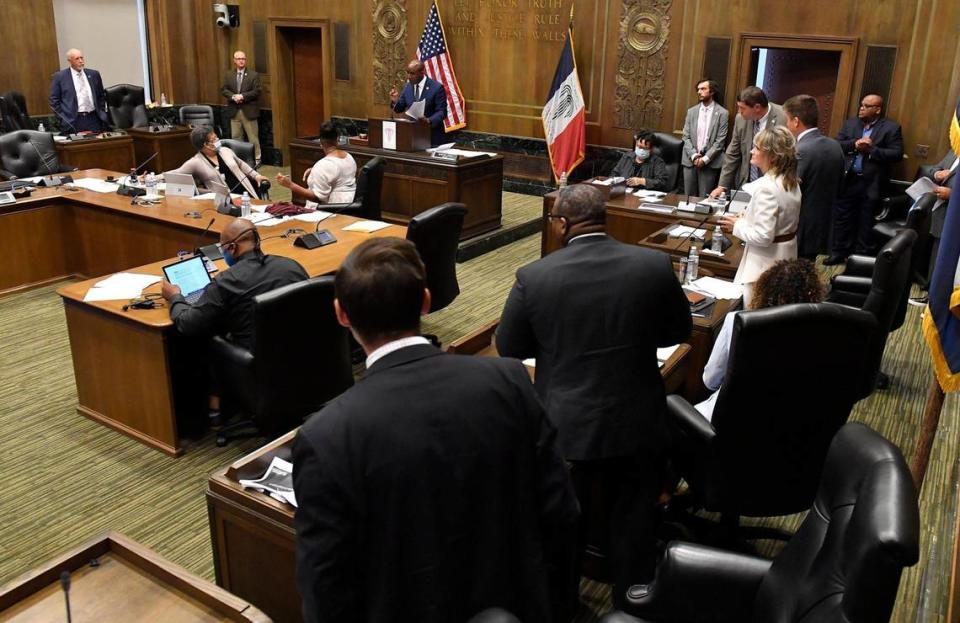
[923, 97, 960, 391]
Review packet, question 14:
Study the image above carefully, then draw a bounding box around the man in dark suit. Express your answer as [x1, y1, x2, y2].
[826, 93, 904, 264]
[48, 48, 109, 133]
[389, 59, 448, 147]
[783, 94, 845, 260]
[710, 86, 787, 198]
[221, 50, 263, 164]
[497, 184, 692, 605]
[293, 237, 579, 623]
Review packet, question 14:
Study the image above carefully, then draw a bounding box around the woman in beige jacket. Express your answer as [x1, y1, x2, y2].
[719, 125, 801, 307]
[165, 126, 268, 197]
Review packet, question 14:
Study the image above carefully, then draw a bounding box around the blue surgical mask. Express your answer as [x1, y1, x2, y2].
[213, 140, 223, 152]
[635, 147, 650, 160]
[222, 247, 236, 266]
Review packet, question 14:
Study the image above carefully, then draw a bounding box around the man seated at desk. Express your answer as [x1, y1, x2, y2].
[611, 128, 670, 191]
[389, 59, 448, 147]
[293, 237, 579, 623]
[160, 219, 308, 351]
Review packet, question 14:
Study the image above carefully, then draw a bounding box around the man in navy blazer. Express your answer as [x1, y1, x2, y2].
[389, 60, 448, 147]
[49, 48, 109, 133]
[826, 93, 904, 264]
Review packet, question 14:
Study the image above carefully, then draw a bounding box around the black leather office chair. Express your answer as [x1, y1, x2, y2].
[602, 422, 920, 623]
[105, 83, 148, 129]
[0, 130, 76, 180]
[466, 609, 522, 623]
[667, 303, 878, 540]
[407, 202, 467, 313]
[211, 276, 354, 446]
[872, 192, 936, 286]
[827, 229, 916, 389]
[220, 139, 256, 169]
[654, 132, 683, 193]
[0, 91, 31, 132]
[324, 156, 385, 220]
[179, 104, 216, 131]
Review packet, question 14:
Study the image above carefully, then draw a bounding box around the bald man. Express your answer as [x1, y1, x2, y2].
[49, 48, 109, 133]
[221, 50, 263, 163]
[389, 59, 448, 146]
[161, 218, 308, 350]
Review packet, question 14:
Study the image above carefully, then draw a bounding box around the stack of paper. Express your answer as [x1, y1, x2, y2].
[343, 220, 392, 233]
[70, 178, 120, 193]
[657, 344, 680, 366]
[192, 192, 240, 201]
[239, 457, 297, 507]
[690, 276, 743, 300]
[669, 225, 707, 239]
[635, 190, 667, 199]
[292, 210, 333, 223]
[83, 272, 161, 302]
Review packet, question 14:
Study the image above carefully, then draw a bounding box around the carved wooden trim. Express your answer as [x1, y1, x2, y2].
[372, 0, 408, 105]
[614, 0, 672, 130]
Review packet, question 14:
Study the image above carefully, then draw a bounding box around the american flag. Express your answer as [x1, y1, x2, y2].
[417, 1, 466, 132]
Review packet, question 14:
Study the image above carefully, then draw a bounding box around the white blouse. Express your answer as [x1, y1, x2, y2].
[304, 153, 357, 208]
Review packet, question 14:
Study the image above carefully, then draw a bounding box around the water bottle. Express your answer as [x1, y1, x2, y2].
[711, 224, 723, 253]
[128, 168, 138, 186]
[145, 172, 158, 196]
[37, 122, 45, 132]
[240, 192, 252, 217]
[687, 245, 699, 283]
[160, 92, 168, 106]
[558, 172, 568, 189]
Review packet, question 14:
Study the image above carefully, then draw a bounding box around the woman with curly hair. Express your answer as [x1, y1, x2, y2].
[695, 258, 824, 420]
[719, 125, 802, 307]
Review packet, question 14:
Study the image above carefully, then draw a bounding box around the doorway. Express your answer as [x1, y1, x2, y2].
[267, 18, 333, 164]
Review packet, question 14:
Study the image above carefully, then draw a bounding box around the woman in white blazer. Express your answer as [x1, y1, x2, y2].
[165, 126, 268, 198]
[719, 125, 801, 307]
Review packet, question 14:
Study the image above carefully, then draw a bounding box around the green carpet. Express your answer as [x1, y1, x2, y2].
[0, 216, 955, 621]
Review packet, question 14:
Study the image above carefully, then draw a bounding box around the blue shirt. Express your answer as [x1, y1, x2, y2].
[852, 124, 875, 174]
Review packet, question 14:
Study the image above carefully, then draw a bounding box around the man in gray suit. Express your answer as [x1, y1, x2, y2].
[221, 50, 262, 164]
[918, 148, 958, 298]
[681, 79, 728, 196]
[710, 86, 787, 198]
[783, 94, 845, 260]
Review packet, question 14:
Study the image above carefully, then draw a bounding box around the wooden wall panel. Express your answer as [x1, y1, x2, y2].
[0, 0, 60, 116]
[135, 0, 960, 177]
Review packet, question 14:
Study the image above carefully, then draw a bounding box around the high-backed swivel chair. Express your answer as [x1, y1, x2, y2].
[179, 104, 216, 131]
[0, 130, 76, 180]
[324, 156, 385, 220]
[211, 276, 354, 446]
[105, 83, 148, 129]
[407, 202, 467, 313]
[602, 422, 920, 623]
[654, 132, 683, 193]
[0, 91, 32, 132]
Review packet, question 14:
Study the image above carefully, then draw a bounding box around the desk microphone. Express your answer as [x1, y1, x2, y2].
[60, 570, 72, 623]
[117, 151, 159, 198]
[190, 217, 217, 254]
[26, 138, 73, 187]
[54, 112, 83, 140]
[672, 206, 715, 253]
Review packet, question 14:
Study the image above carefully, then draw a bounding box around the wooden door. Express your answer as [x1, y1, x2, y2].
[289, 28, 324, 137]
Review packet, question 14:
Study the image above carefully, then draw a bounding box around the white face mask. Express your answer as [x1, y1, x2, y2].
[212, 140, 223, 152]
[635, 147, 650, 160]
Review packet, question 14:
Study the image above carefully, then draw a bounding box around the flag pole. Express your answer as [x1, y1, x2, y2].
[911, 375, 946, 490]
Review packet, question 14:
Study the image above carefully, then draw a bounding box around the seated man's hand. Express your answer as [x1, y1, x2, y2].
[934, 169, 949, 183]
[709, 186, 726, 199]
[626, 177, 643, 187]
[161, 280, 181, 301]
[936, 186, 952, 201]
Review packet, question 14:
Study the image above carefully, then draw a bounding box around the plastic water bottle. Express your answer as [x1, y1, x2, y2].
[160, 93, 168, 106]
[687, 246, 699, 283]
[240, 192, 252, 217]
[128, 168, 138, 186]
[558, 172, 568, 189]
[711, 224, 723, 253]
[37, 122, 45, 132]
[145, 172, 158, 196]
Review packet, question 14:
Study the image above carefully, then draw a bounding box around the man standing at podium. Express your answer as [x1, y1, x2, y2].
[390, 60, 448, 147]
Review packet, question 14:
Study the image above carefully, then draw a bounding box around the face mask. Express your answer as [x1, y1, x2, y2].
[222, 247, 236, 266]
[212, 140, 223, 152]
[635, 147, 650, 160]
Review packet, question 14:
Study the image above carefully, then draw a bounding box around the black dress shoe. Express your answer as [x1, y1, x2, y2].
[823, 254, 847, 266]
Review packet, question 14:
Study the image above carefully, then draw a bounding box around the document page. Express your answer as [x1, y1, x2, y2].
[404, 99, 426, 120]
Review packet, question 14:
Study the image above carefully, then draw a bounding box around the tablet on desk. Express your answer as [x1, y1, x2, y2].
[165, 173, 197, 197]
[162, 256, 212, 304]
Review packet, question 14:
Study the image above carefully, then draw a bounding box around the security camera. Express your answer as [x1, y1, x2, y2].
[214, 4, 229, 27]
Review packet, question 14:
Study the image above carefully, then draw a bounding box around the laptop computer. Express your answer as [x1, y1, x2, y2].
[162, 255, 212, 304]
[165, 173, 197, 198]
[727, 190, 752, 214]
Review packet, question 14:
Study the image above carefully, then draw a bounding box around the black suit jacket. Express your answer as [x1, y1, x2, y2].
[496, 235, 692, 461]
[293, 344, 579, 623]
[391, 76, 448, 146]
[836, 116, 904, 199]
[221, 69, 262, 119]
[796, 129, 845, 256]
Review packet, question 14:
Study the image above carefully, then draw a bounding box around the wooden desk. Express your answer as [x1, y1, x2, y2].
[0, 532, 269, 622]
[55, 134, 136, 172]
[289, 138, 504, 240]
[640, 220, 743, 279]
[127, 126, 195, 173]
[206, 331, 691, 623]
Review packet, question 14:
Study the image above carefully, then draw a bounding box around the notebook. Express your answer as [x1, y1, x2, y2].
[162, 255, 212, 304]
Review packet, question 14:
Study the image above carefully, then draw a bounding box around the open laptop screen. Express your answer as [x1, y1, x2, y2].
[162, 256, 212, 300]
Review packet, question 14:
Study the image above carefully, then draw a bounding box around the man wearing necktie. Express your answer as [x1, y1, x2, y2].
[389, 59, 448, 147]
[709, 86, 787, 199]
[826, 94, 904, 265]
[49, 48, 109, 134]
[221, 50, 262, 164]
[680, 79, 728, 196]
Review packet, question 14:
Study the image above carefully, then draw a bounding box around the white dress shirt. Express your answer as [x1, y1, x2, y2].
[366, 336, 431, 368]
[797, 127, 817, 143]
[412, 75, 427, 100]
[72, 70, 94, 113]
[696, 102, 715, 155]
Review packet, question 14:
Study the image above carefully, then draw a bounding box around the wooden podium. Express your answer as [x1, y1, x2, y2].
[367, 117, 431, 152]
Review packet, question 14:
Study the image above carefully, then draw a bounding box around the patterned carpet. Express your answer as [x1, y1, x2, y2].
[0, 195, 956, 621]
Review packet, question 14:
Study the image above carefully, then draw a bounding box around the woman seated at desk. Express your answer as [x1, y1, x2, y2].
[165, 126, 268, 197]
[611, 128, 670, 190]
[695, 258, 824, 421]
[275, 121, 357, 208]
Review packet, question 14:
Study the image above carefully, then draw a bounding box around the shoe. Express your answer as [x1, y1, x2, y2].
[908, 296, 929, 307]
[823, 254, 847, 266]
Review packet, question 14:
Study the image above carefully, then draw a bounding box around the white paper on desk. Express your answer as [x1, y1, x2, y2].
[669, 225, 707, 239]
[906, 177, 945, 210]
[426, 142, 456, 153]
[253, 215, 290, 227]
[19, 175, 45, 183]
[95, 272, 161, 290]
[84, 272, 161, 301]
[245, 212, 276, 224]
[69, 178, 119, 193]
[656, 344, 680, 368]
[635, 190, 667, 198]
[239, 456, 298, 507]
[292, 210, 333, 223]
[382, 120, 397, 150]
[436, 148, 496, 158]
[343, 220, 392, 233]
[691, 276, 743, 300]
[404, 99, 426, 120]
[192, 192, 240, 201]
[636, 203, 673, 214]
